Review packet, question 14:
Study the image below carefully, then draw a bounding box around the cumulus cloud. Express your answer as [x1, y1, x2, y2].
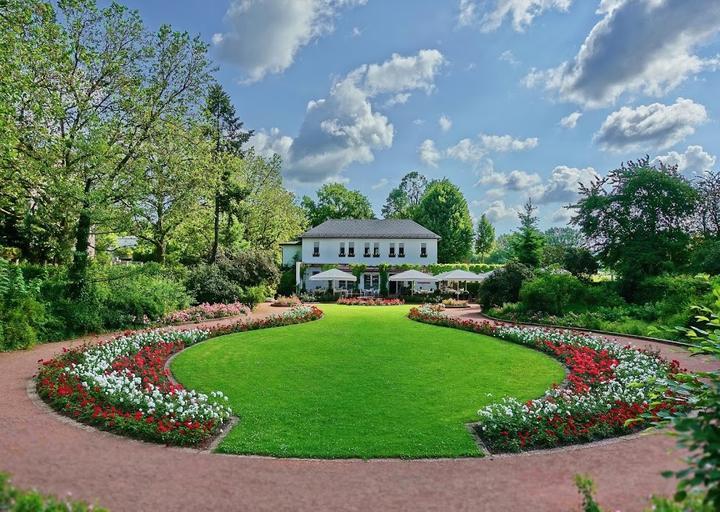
[560, 111, 582, 129]
[422, 132, 539, 167]
[458, 0, 572, 32]
[652, 145, 717, 177]
[524, 0, 720, 107]
[213, 0, 367, 83]
[594, 98, 708, 152]
[499, 49, 520, 66]
[535, 165, 599, 204]
[551, 207, 574, 223]
[248, 128, 293, 162]
[251, 50, 445, 183]
[478, 169, 543, 190]
[484, 200, 520, 222]
[383, 93, 411, 107]
[439, 114, 452, 132]
[419, 139, 441, 167]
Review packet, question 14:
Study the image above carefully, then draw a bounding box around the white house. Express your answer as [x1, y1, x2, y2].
[280, 219, 440, 294]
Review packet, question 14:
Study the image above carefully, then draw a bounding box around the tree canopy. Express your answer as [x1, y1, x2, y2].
[474, 214, 495, 262]
[413, 179, 473, 263]
[301, 183, 375, 227]
[511, 199, 545, 268]
[382, 171, 428, 219]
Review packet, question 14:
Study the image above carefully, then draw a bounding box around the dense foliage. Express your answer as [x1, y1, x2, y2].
[301, 183, 374, 227]
[0, 473, 107, 512]
[413, 179, 474, 263]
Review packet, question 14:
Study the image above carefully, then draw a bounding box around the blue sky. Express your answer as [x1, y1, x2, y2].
[116, 0, 720, 233]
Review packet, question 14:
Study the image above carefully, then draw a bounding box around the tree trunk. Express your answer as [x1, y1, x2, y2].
[68, 180, 93, 298]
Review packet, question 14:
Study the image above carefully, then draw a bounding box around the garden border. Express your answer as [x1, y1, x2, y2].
[477, 311, 692, 347]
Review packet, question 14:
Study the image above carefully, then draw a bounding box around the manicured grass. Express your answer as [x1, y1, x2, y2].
[171, 305, 564, 458]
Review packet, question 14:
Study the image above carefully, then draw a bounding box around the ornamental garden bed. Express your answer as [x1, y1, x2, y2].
[36, 305, 323, 447]
[336, 297, 404, 306]
[160, 302, 250, 325]
[441, 299, 470, 308]
[271, 296, 302, 307]
[408, 305, 683, 453]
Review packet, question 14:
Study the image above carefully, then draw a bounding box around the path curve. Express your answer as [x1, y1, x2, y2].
[1, 304, 717, 512]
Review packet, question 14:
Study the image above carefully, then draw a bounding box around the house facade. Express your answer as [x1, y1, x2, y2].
[280, 219, 440, 294]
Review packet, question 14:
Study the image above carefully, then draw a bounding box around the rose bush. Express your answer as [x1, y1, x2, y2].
[408, 305, 681, 453]
[37, 305, 322, 446]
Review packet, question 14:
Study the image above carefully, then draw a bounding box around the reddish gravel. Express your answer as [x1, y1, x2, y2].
[1, 304, 717, 512]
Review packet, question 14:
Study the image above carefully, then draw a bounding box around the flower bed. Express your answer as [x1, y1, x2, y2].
[161, 302, 249, 325]
[36, 305, 323, 446]
[337, 297, 405, 306]
[408, 305, 681, 453]
[272, 295, 302, 307]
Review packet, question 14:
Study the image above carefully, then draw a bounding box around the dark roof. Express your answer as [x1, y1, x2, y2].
[301, 219, 440, 239]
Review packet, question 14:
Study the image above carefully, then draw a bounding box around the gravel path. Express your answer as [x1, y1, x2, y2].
[1, 304, 717, 512]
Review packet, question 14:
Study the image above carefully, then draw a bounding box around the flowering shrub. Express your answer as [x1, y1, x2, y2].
[408, 305, 681, 453]
[272, 295, 302, 307]
[441, 298, 469, 308]
[161, 302, 249, 325]
[337, 297, 405, 306]
[37, 305, 323, 446]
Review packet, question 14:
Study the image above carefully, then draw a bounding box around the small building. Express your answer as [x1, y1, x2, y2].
[281, 219, 440, 295]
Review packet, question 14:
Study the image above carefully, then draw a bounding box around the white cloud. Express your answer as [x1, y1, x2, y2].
[499, 50, 520, 66]
[383, 93, 411, 108]
[478, 169, 542, 190]
[594, 98, 708, 152]
[324, 175, 350, 185]
[254, 50, 444, 183]
[524, 0, 720, 107]
[413, 118, 425, 125]
[458, 0, 573, 32]
[652, 145, 717, 177]
[439, 114, 452, 132]
[479, 133, 538, 152]
[351, 26, 362, 37]
[213, 0, 367, 83]
[371, 178, 389, 190]
[551, 207, 574, 224]
[248, 128, 293, 162]
[420, 132, 539, 166]
[535, 165, 599, 204]
[419, 139, 441, 167]
[484, 200, 520, 222]
[560, 111, 582, 129]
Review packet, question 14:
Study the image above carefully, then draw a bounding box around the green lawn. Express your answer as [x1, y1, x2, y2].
[171, 305, 564, 458]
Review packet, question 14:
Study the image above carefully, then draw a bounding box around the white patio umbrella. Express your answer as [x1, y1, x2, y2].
[389, 269, 438, 294]
[434, 269, 488, 294]
[309, 268, 357, 293]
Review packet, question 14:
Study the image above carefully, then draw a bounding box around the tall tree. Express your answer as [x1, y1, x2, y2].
[301, 183, 374, 227]
[542, 227, 581, 266]
[512, 198, 545, 268]
[118, 119, 210, 263]
[204, 83, 253, 262]
[571, 157, 698, 296]
[695, 170, 720, 239]
[381, 171, 427, 219]
[474, 214, 495, 262]
[5, 0, 212, 294]
[413, 179, 473, 263]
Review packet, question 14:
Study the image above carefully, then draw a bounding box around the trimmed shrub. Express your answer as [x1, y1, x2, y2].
[477, 262, 534, 308]
[519, 273, 585, 316]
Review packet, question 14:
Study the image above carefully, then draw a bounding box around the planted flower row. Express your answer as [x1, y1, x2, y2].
[161, 302, 249, 325]
[408, 305, 681, 453]
[36, 305, 323, 446]
[337, 297, 405, 306]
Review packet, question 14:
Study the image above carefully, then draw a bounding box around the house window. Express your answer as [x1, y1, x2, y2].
[313, 241, 320, 257]
[398, 243, 405, 258]
[364, 242, 371, 257]
[389, 243, 396, 257]
[348, 242, 355, 257]
[373, 242, 380, 257]
[339, 242, 346, 257]
[420, 242, 427, 258]
[363, 273, 379, 290]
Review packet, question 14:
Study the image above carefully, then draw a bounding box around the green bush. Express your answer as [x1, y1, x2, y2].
[277, 267, 297, 296]
[0, 472, 107, 511]
[186, 263, 244, 304]
[634, 274, 711, 305]
[520, 273, 585, 315]
[563, 247, 599, 279]
[477, 262, 533, 308]
[238, 285, 268, 309]
[689, 239, 720, 275]
[217, 249, 279, 290]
